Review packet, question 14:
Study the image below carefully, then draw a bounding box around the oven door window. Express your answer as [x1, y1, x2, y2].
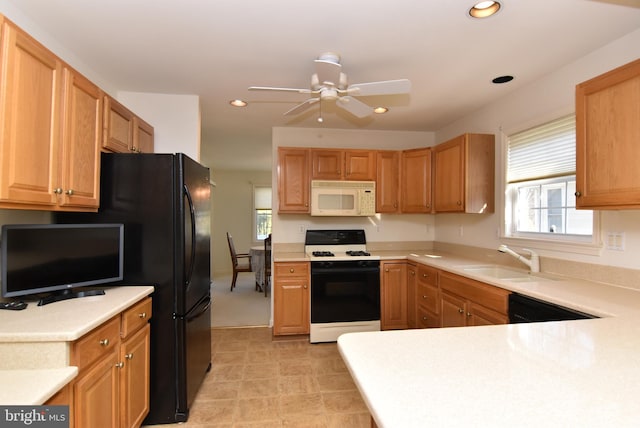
[311, 264, 380, 323]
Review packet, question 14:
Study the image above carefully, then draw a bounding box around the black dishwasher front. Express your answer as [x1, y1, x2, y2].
[508, 293, 597, 323]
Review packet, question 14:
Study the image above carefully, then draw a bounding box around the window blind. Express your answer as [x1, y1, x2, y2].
[254, 186, 272, 209]
[507, 114, 576, 183]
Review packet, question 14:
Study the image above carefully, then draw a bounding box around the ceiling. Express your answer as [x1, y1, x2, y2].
[4, 0, 640, 171]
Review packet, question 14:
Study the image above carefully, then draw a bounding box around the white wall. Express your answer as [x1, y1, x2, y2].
[434, 28, 640, 270]
[272, 127, 436, 245]
[117, 92, 201, 162]
[211, 169, 272, 276]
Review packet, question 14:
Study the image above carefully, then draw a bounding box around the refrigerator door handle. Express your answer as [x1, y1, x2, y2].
[186, 296, 212, 322]
[183, 184, 197, 286]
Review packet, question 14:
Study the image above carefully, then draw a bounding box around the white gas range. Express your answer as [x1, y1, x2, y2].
[304, 230, 381, 343]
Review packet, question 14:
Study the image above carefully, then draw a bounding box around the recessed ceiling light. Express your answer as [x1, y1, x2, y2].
[469, 1, 501, 18]
[229, 99, 247, 107]
[492, 75, 514, 84]
[373, 107, 389, 114]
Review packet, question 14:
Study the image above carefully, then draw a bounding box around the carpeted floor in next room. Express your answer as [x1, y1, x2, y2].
[211, 273, 271, 327]
[142, 274, 372, 427]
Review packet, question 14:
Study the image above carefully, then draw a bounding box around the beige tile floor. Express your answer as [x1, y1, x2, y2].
[144, 327, 371, 428]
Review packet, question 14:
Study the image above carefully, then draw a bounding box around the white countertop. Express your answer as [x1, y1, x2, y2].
[331, 249, 640, 427]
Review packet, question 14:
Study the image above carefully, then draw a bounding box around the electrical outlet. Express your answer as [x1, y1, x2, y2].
[606, 232, 625, 251]
[298, 224, 306, 233]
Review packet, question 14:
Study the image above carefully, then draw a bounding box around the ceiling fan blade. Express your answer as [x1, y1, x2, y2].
[283, 98, 319, 116]
[314, 59, 342, 86]
[336, 96, 372, 118]
[346, 79, 411, 96]
[248, 86, 313, 94]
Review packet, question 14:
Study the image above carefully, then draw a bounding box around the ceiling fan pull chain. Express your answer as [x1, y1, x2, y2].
[317, 98, 323, 123]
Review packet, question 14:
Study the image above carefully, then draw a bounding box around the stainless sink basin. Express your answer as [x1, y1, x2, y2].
[459, 265, 559, 282]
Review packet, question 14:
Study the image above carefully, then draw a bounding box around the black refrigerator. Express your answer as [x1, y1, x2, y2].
[56, 152, 212, 425]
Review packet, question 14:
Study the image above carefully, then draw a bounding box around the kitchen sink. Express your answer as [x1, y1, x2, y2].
[459, 265, 559, 282]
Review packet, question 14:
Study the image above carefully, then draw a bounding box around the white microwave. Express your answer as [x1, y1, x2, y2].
[310, 180, 376, 216]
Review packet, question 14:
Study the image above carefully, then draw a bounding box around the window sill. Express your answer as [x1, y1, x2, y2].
[500, 235, 602, 256]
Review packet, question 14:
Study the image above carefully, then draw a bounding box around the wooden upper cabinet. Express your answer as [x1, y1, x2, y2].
[278, 147, 310, 213]
[312, 149, 343, 180]
[103, 95, 134, 153]
[401, 147, 432, 213]
[344, 150, 376, 180]
[0, 19, 100, 211]
[59, 68, 102, 209]
[575, 58, 640, 209]
[433, 133, 494, 214]
[311, 149, 376, 181]
[376, 150, 401, 213]
[0, 19, 62, 208]
[133, 116, 154, 154]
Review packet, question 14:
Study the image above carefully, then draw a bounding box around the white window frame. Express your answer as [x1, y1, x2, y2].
[252, 184, 272, 243]
[500, 114, 602, 256]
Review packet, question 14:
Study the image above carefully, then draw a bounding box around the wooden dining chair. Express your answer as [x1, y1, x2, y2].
[226, 232, 253, 291]
[264, 233, 272, 297]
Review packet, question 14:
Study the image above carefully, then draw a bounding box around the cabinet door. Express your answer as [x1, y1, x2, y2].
[401, 148, 432, 213]
[0, 20, 61, 207]
[433, 136, 465, 212]
[441, 291, 466, 328]
[469, 303, 508, 326]
[376, 150, 400, 213]
[277, 147, 310, 213]
[59, 68, 101, 209]
[344, 150, 376, 180]
[133, 116, 154, 154]
[74, 350, 120, 428]
[120, 324, 151, 428]
[311, 149, 343, 180]
[575, 58, 640, 209]
[381, 261, 408, 330]
[103, 95, 134, 153]
[273, 277, 309, 335]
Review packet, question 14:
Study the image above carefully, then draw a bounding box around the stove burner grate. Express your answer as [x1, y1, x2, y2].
[346, 250, 371, 256]
[312, 251, 335, 257]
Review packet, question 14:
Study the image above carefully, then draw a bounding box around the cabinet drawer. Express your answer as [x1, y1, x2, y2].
[416, 306, 439, 329]
[417, 265, 438, 287]
[439, 271, 509, 314]
[72, 316, 120, 371]
[274, 262, 309, 278]
[417, 282, 439, 314]
[121, 297, 152, 339]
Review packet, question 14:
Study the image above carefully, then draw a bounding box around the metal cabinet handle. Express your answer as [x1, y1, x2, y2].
[65, 189, 74, 196]
[575, 191, 582, 197]
[422, 295, 427, 299]
[289, 268, 294, 273]
[53, 188, 63, 194]
[125, 353, 134, 360]
[457, 308, 464, 314]
[422, 273, 429, 278]
[467, 312, 472, 317]
[99, 339, 109, 346]
[115, 362, 124, 368]
[138, 312, 147, 319]
[303, 285, 308, 289]
[456, 201, 462, 206]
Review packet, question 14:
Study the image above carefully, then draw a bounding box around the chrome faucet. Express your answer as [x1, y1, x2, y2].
[498, 245, 540, 273]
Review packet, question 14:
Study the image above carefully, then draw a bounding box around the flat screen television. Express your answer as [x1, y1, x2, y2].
[1, 223, 124, 306]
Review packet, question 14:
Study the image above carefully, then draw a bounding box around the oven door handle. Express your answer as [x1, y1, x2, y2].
[312, 267, 380, 275]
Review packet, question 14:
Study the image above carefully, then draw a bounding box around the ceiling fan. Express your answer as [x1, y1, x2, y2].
[248, 52, 411, 119]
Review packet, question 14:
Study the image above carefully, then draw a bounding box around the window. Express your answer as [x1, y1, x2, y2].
[253, 185, 272, 241]
[505, 115, 594, 242]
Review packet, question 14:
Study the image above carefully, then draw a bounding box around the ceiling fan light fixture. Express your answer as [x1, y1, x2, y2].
[229, 99, 247, 107]
[373, 107, 389, 114]
[469, 1, 501, 18]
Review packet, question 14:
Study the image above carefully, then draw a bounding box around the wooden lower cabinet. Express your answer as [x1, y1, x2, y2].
[439, 271, 509, 327]
[381, 261, 408, 330]
[62, 297, 152, 428]
[273, 262, 310, 335]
